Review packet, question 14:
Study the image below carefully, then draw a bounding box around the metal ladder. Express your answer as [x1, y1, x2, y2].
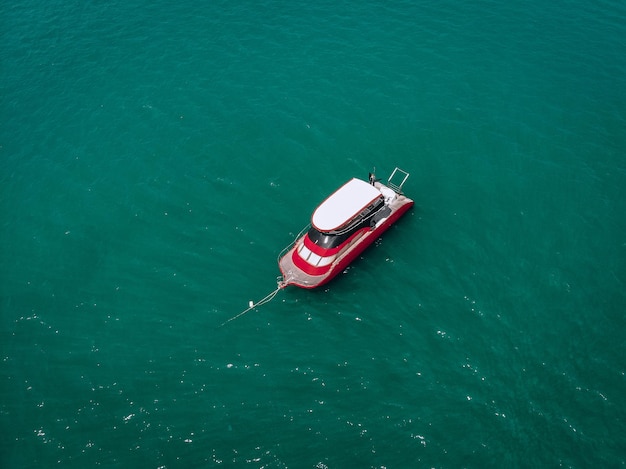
[387, 167, 410, 194]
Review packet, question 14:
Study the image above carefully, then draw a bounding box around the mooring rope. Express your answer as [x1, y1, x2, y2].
[218, 279, 286, 328]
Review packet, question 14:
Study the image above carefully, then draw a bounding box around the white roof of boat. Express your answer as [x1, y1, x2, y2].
[311, 178, 382, 232]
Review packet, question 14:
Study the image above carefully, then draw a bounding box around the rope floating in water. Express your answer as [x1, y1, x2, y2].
[218, 279, 286, 327]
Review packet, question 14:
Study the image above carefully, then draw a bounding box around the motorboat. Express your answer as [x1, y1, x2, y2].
[278, 167, 413, 289]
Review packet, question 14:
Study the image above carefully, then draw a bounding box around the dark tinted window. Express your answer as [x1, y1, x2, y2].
[307, 227, 353, 250]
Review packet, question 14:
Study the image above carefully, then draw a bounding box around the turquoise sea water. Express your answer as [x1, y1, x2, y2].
[2, 0, 626, 467]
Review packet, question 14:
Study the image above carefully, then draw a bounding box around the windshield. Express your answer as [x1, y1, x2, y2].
[306, 226, 354, 250]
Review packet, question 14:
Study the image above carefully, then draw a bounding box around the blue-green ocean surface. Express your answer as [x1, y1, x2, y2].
[2, 0, 625, 467]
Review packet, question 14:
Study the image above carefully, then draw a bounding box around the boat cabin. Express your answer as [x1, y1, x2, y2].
[303, 178, 387, 255]
[311, 178, 383, 232]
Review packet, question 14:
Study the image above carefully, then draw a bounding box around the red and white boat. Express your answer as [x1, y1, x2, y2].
[278, 167, 413, 289]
